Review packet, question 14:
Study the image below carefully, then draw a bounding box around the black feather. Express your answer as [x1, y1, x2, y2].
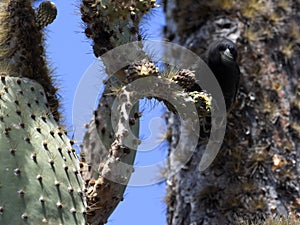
[204, 38, 240, 111]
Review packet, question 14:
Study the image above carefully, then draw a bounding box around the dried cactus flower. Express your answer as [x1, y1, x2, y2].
[125, 59, 159, 82]
[171, 69, 196, 90]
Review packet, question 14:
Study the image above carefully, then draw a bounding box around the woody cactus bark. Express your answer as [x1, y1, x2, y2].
[80, 1, 158, 224]
[80, 1, 216, 223]
[0, 1, 87, 225]
[164, 0, 300, 224]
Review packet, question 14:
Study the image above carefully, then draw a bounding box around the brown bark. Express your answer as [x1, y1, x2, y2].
[80, 1, 157, 224]
[164, 1, 300, 224]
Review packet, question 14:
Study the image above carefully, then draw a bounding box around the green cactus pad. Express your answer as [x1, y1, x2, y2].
[0, 76, 86, 225]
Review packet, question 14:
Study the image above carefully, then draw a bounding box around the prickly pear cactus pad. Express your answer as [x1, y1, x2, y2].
[0, 0, 60, 122]
[81, 0, 158, 56]
[0, 76, 86, 225]
[35, 1, 57, 30]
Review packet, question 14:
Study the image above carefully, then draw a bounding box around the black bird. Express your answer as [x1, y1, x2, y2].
[204, 38, 240, 111]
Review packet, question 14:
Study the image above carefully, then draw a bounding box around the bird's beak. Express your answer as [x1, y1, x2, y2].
[224, 48, 233, 59]
[221, 48, 234, 63]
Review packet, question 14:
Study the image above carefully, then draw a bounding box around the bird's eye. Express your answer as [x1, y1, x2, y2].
[218, 45, 227, 51]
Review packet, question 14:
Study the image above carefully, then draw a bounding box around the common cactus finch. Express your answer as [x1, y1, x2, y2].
[205, 38, 240, 111]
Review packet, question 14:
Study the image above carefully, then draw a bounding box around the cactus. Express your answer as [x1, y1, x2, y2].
[0, 76, 86, 225]
[79, 0, 213, 222]
[0, 0, 213, 225]
[0, 0, 60, 121]
[80, 1, 159, 224]
[35, 1, 57, 30]
[81, 0, 158, 56]
[0, 1, 87, 224]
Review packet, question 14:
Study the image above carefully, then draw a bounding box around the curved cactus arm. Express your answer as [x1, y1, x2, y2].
[80, 1, 159, 224]
[80, 1, 210, 224]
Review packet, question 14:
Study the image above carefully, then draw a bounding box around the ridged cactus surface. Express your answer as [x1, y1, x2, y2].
[35, 1, 57, 30]
[0, 76, 86, 225]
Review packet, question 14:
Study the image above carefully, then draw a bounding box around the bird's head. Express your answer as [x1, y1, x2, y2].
[219, 40, 238, 64]
[207, 38, 238, 67]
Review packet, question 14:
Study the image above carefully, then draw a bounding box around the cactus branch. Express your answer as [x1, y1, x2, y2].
[0, 0, 59, 121]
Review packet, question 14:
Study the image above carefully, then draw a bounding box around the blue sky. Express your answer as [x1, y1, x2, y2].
[41, 1, 167, 224]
